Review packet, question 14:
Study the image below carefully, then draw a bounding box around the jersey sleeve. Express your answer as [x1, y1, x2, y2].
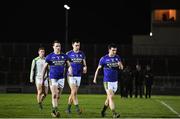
[66, 51, 72, 62]
[117, 55, 121, 62]
[30, 59, 36, 82]
[45, 54, 51, 64]
[82, 51, 86, 59]
[64, 54, 69, 61]
[99, 57, 105, 66]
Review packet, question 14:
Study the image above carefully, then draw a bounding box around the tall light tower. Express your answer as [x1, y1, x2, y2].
[64, 4, 70, 51]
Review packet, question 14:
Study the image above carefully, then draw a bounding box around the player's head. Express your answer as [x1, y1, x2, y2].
[52, 40, 61, 53]
[38, 47, 45, 57]
[108, 43, 117, 56]
[72, 39, 80, 52]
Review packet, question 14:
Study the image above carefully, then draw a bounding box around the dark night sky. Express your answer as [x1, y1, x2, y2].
[1, 0, 150, 44]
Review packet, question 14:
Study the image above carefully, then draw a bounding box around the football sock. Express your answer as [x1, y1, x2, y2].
[102, 105, 108, 113]
[67, 104, 71, 111]
[75, 104, 80, 112]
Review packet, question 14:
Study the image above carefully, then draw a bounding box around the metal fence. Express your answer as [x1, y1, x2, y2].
[0, 43, 180, 94]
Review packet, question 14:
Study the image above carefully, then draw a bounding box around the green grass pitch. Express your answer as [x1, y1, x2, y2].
[0, 94, 179, 118]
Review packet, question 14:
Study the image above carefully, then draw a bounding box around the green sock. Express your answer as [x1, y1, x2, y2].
[112, 109, 116, 115]
[67, 104, 71, 111]
[102, 105, 108, 113]
[75, 104, 80, 112]
[52, 107, 58, 112]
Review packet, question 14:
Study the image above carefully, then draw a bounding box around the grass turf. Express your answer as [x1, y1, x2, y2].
[0, 94, 179, 118]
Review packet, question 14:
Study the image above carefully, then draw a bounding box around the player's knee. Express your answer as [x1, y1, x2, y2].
[71, 90, 76, 95]
[108, 94, 113, 99]
[53, 94, 56, 99]
[37, 91, 42, 95]
[73, 92, 77, 96]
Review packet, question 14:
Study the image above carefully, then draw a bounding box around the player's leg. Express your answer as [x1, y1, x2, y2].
[107, 90, 115, 112]
[67, 93, 73, 114]
[40, 79, 49, 102]
[36, 79, 43, 109]
[66, 76, 73, 113]
[67, 77, 81, 114]
[101, 96, 109, 117]
[50, 85, 58, 112]
[101, 82, 109, 117]
[107, 90, 120, 118]
[107, 81, 120, 118]
[52, 78, 64, 117]
[73, 77, 81, 114]
[50, 79, 60, 117]
[55, 87, 63, 117]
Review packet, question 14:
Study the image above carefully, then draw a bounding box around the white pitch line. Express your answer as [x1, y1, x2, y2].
[158, 100, 180, 117]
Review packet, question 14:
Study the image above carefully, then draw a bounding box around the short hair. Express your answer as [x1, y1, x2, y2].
[53, 40, 61, 46]
[72, 39, 80, 44]
[108, 43, 117, 50]
[38, 47, 45, 51]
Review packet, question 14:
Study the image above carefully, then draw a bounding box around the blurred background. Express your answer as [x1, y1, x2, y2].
[0, 0, 180, 95]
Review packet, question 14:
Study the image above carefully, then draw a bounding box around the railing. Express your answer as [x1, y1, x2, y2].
[0, 43, 180, 94]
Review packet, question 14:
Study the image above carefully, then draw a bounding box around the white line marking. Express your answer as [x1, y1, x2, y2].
[158, 100, 180, 117]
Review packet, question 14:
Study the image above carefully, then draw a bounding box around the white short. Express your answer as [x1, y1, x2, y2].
[104, 81, 118, 93]
[68, 76, 81, 87]
[49, 78, 65, 89]
[35, 78, 48, 87]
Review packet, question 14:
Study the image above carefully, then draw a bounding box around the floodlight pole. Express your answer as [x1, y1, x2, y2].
[64, 4, 70, 51]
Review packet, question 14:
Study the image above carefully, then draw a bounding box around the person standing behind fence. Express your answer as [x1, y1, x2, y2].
[93, 43, 123, 118]
[66, 39, 87, 115]
[144, 65, 154, 98]
[123, 65, 133, 98]
[30, 47, 49, 110]
[134, 64, 144, 98]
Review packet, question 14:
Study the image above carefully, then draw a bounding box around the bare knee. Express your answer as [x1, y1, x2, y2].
[71, 90, 77, 96]
[37, 90, 42, 95]
[52, 94, 56, 99]
[108, 94, 114, 101]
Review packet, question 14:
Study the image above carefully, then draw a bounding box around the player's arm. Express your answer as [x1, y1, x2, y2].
[66, 60, 73, 76]
[42, 62, 48, 82]
[93, 65, 102, 84]
[118, 61, 124, 70]
[30, 59, 35, 83]
[82, 59, 87, 74]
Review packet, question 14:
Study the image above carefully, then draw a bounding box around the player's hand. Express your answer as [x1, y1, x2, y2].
[93, 79, 97, 84]
[68, 66, 73, 76]
[83, 66, 87, 74]
[30, 80, 34, 83]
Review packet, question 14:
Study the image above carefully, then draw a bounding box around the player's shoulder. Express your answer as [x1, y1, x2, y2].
[115, 54, 121, 59]
[100, 54, 108, 60]
[66, 50, 73, 55]
[79, 50, 85, 54]
[103, 54, 109, 58]
[47, 52, 54, 56]
[46, 52, 54, 58]
[34, 56, 40, 61]
[60, 52, 69, 58]
[115, 54, 120, 57]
